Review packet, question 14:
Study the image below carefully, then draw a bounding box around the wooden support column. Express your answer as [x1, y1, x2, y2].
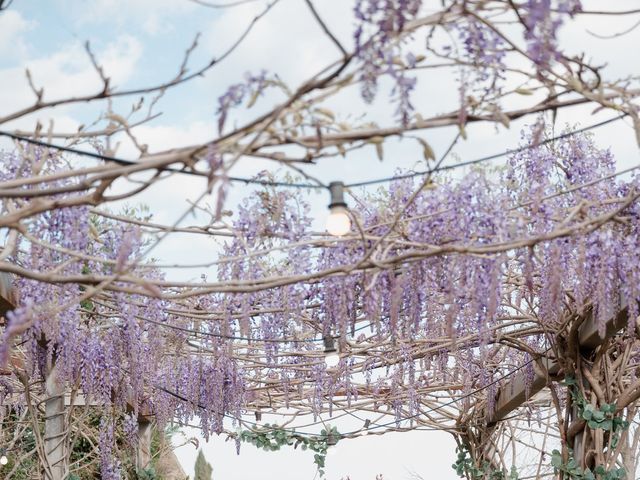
[44, 361, 66, 480]
[487, 300, 632, 425]
[0, 272, 14, 316]
[137, 418, 153, 471]
[135, 400, 154, 473]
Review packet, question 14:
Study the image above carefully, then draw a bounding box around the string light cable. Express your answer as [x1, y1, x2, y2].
[0, 113, 628, 191]
[154, 349, 547, 439]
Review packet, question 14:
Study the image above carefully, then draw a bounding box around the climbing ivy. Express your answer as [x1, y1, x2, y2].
[452, 444, 519, 480]
[239, 424, 341, 476]
[564, 376, 630, 450]
[551, 449, 626, 480]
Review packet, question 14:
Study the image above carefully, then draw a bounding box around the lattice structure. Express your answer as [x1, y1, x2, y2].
[1, 2, 640, 479]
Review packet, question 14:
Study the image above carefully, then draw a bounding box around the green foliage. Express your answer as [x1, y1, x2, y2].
[194, 449, 213, 480]
[563, 376, 630, 450]
[579, 403, 629, 433]
[564, 377, 628, 433]
[550, 449, 625, 480]
[2, 408, 182, 479]
[136, 466, 159, 480]
[239, 424, 341, 476]
[452, 445, 518, 480]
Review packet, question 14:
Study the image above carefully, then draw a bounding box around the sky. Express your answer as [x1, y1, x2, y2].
[1, 1, 639, 479]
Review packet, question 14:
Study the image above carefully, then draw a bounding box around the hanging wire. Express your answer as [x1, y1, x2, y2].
[0, 113, 627, 190]
[155, 351, 543, 438]
[0, 116, 627, 439]
[345, 114, 628, 188]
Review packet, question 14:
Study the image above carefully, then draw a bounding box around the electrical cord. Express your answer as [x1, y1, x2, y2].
[0, 113, 627, 190]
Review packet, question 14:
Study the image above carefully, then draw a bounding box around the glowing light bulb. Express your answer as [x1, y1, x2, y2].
[326, 206, 351, 236]
[0, 455, 8, 466]
[326, 446, 338, 457]
[326, 181, 351, 236]
[324, 351, 340, 368]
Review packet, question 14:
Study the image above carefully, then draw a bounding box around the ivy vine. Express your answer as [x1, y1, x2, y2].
[565, 376, 630, 448]
[550, 377, 630, 479]
[551, 449, 625, 480]
[452, 444, 519, 480]
[239, 424, 341, 476]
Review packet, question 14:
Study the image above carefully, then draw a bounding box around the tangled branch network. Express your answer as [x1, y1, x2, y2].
[1, 0, 640, 478]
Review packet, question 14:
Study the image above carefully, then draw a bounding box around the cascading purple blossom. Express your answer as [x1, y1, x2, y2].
[217, 70, 270, 134]
[1, 119, 640, 472]
[0, 301, 32, 367]
[99, 416, 122, 480]
[522, 0, 582, 67]
[354, 0, 422, 125]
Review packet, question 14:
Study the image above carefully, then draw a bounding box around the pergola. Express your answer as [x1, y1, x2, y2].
[1, 2, 640, 480]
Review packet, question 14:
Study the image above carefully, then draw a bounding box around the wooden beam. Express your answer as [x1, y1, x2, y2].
[578, 304, 630, 351]
[488, 357, 560, 424]
[0, 272, 15, 317]
[487, 300, 632, 424]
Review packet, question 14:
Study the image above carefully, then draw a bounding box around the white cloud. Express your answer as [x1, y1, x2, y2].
[129, 121, 213, 154]
[0, 34, 142, 129]
[0, 10, 35, 59]
[141, 15, 174, 36]
[61, 0, 196, 31]
[202, 0, 352, 86]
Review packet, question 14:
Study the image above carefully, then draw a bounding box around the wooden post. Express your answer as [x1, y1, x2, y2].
[137, 417, 153, 472]
[44, 360, 66, 480]
[0, 272, 14, 316]
[487, 299, 632, 424]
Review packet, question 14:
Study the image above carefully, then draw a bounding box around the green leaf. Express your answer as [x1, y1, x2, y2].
[600, 419, 613, 431]
[509, 465, 519, 480]
[612, 433, 620, 449]
[551, 450, 563, 468]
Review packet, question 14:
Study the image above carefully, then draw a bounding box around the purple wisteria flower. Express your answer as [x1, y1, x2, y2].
[522, 0, 582, 67]
[217, 70, 269, 134]
[354, 0, 422, 125]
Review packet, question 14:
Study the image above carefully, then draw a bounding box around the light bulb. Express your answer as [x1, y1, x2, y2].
[326, 181, 351, 236]
[323, 335, 340, 368]
[326, 446, 338, 457]
[363, 419, 372, 434]
[326, 206, 351, 236]
[324, 351, 340, 368]
[0, 455, 8, 466]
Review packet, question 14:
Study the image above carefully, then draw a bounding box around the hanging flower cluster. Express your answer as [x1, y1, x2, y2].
[1, 113, 639, 476]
